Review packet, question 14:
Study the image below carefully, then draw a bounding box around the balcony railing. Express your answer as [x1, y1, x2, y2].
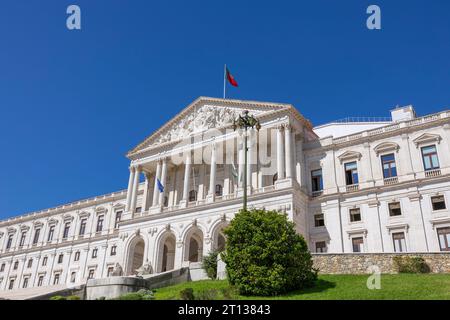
[383, 176, 399, 185]
[346, 184, 359, 192]
[425, 169, 441, 178]
[312, 190, 323, 198]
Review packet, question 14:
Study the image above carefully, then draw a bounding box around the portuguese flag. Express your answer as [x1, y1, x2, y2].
[226, 67, 239, 87]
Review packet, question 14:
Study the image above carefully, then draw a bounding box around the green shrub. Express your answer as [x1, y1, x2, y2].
[50, 295, 66, 300]
[393, 256, 430, 273]
[116, 289, 154, 300]
[195, 289, 219, 300]
[202, 250, 220, 279]
[179, 288, 195, 300]
[223, 209, 317, 296]
[66, 295, 80, 300]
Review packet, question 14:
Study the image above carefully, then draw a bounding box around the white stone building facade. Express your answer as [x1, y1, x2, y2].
[0, 97, 449, 292]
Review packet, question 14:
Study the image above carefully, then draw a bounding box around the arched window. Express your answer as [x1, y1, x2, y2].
[215, 184, 223, 196]
[272, 173, 278, 185]
[189, 190, 197, 202]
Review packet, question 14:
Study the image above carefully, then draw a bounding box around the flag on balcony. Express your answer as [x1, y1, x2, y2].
[157, 178, 164, 193]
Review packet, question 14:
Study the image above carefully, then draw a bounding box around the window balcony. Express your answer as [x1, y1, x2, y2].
[311, 190, 323, 198]
[425, 169, 441, 178]
[346, 184, 359, 193]
[383, 176, 399, 185]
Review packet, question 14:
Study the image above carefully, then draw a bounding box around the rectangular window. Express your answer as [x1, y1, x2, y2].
[74, 251, 80, 262]
[19, 232, 27, 247]
[421, 145, 440, 171]
[352, 237, 364, 253]
[0, 263, 5, 272]
[344, 162, 359, 185]
[88, 269, 95, 279]
[110, 245, 117, 256]
[349, 208, 362, 222]
[22, 277, 29, 289]
[392, 232, 407, 252]
[388, 202, 402, 216]
[6, 235, 13, 249]
[96, 215, 104, 233]
[92, 248, 98, 258]
[114, 211, 122, 229]
[53, 274, 60, 285]
[27, 259, 33, 268]
[58, 254, 64, 264]
[62, 222, 70, 239]
[8, 279, 15, 290]
[314, 214, 325, 227]
[13, 261, 18, 270]
[79, 219, 87, 235]
[381, 153, 397, 178]
[311, 169, 323, 192]
[315, 241, 327, 253]
[107, 267, 114, 277]
[37, 276, 44, 287]
[70, 272, 76, 283]
[32, 229, 40, 245]
[48, 226, 55, 242]
[437, 227, 450, 251]
[135, 207, 142, 213]
[42, 256, 48, 266]
[431, 196, 446, 211]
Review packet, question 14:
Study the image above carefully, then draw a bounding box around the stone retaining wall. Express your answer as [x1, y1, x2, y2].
[312, 253, 450, 274]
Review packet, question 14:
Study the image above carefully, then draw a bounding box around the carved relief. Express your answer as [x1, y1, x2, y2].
[154, 106, 262, 146]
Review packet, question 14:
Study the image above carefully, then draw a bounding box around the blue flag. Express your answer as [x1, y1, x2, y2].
[157, 178, 164, 193]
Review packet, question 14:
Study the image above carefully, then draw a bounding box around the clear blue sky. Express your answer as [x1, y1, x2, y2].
[0, 0, 449, 219]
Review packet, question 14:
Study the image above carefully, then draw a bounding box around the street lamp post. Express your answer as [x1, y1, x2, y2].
[233, 110, 261, 211]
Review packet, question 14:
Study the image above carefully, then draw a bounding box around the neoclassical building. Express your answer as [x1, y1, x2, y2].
[1, 97, 449, 293]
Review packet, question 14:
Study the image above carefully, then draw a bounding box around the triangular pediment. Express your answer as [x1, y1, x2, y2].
[413, 133, 441, 146]
[127, 97, 298, 157]
[337, 150, 362, 163]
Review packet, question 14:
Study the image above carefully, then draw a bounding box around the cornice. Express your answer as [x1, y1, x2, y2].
[0, 190, 127, 228]
[319, 110, 450, 151]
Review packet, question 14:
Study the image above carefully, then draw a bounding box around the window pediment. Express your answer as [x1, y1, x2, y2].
[112, 203, 125, 210]
[78, 211, 91, 219]
[373, 142, 400, 156]
[19, 225, 30, 232]
[7, 227, 17, 235]
[62, 214, 74, 223]
[48, 218, 59, 226]
[33, 221, 44, 229]
[338, 151, 362, 164]
[95, 206, 108, 215]
[413, 133, 441, 147]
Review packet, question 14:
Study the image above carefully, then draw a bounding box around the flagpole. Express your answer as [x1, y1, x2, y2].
[223, 64, 227, 99]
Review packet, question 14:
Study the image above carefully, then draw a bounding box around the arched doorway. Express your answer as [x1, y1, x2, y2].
[183, 227, 204, 263]
[212, 222, 228, 252]
[127, 237, 145, 275]
[157, 232, 176, 273]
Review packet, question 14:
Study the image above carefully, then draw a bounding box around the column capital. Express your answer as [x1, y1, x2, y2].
[282, 123, 292, 131]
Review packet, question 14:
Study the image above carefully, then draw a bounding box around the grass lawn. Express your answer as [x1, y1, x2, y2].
[153, 274, 450, 300]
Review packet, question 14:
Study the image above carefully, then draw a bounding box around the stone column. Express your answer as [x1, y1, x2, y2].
[142, 172, 152, 211]
[277, 125, 285, 180]
[180, 151, 191, 207]
[125, 166, 136, 212]
[284, 124, 293, 179]
[247, 129, 255, 193]
[152, 161, 162, 207]
[198, 165, 205, 200]
[158, 159, 168, 207]
[223, 164, 231, 196]
[129, 166, 141, 214]
[207, 144, 217, 202]
[238, 133, 244, 188]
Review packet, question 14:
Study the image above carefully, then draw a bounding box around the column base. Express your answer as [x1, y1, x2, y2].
[149, 206, 162, 214]
[179, 200, 188, 208]
[275, 178, 293, 189]
[206, 194, 215, 203]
